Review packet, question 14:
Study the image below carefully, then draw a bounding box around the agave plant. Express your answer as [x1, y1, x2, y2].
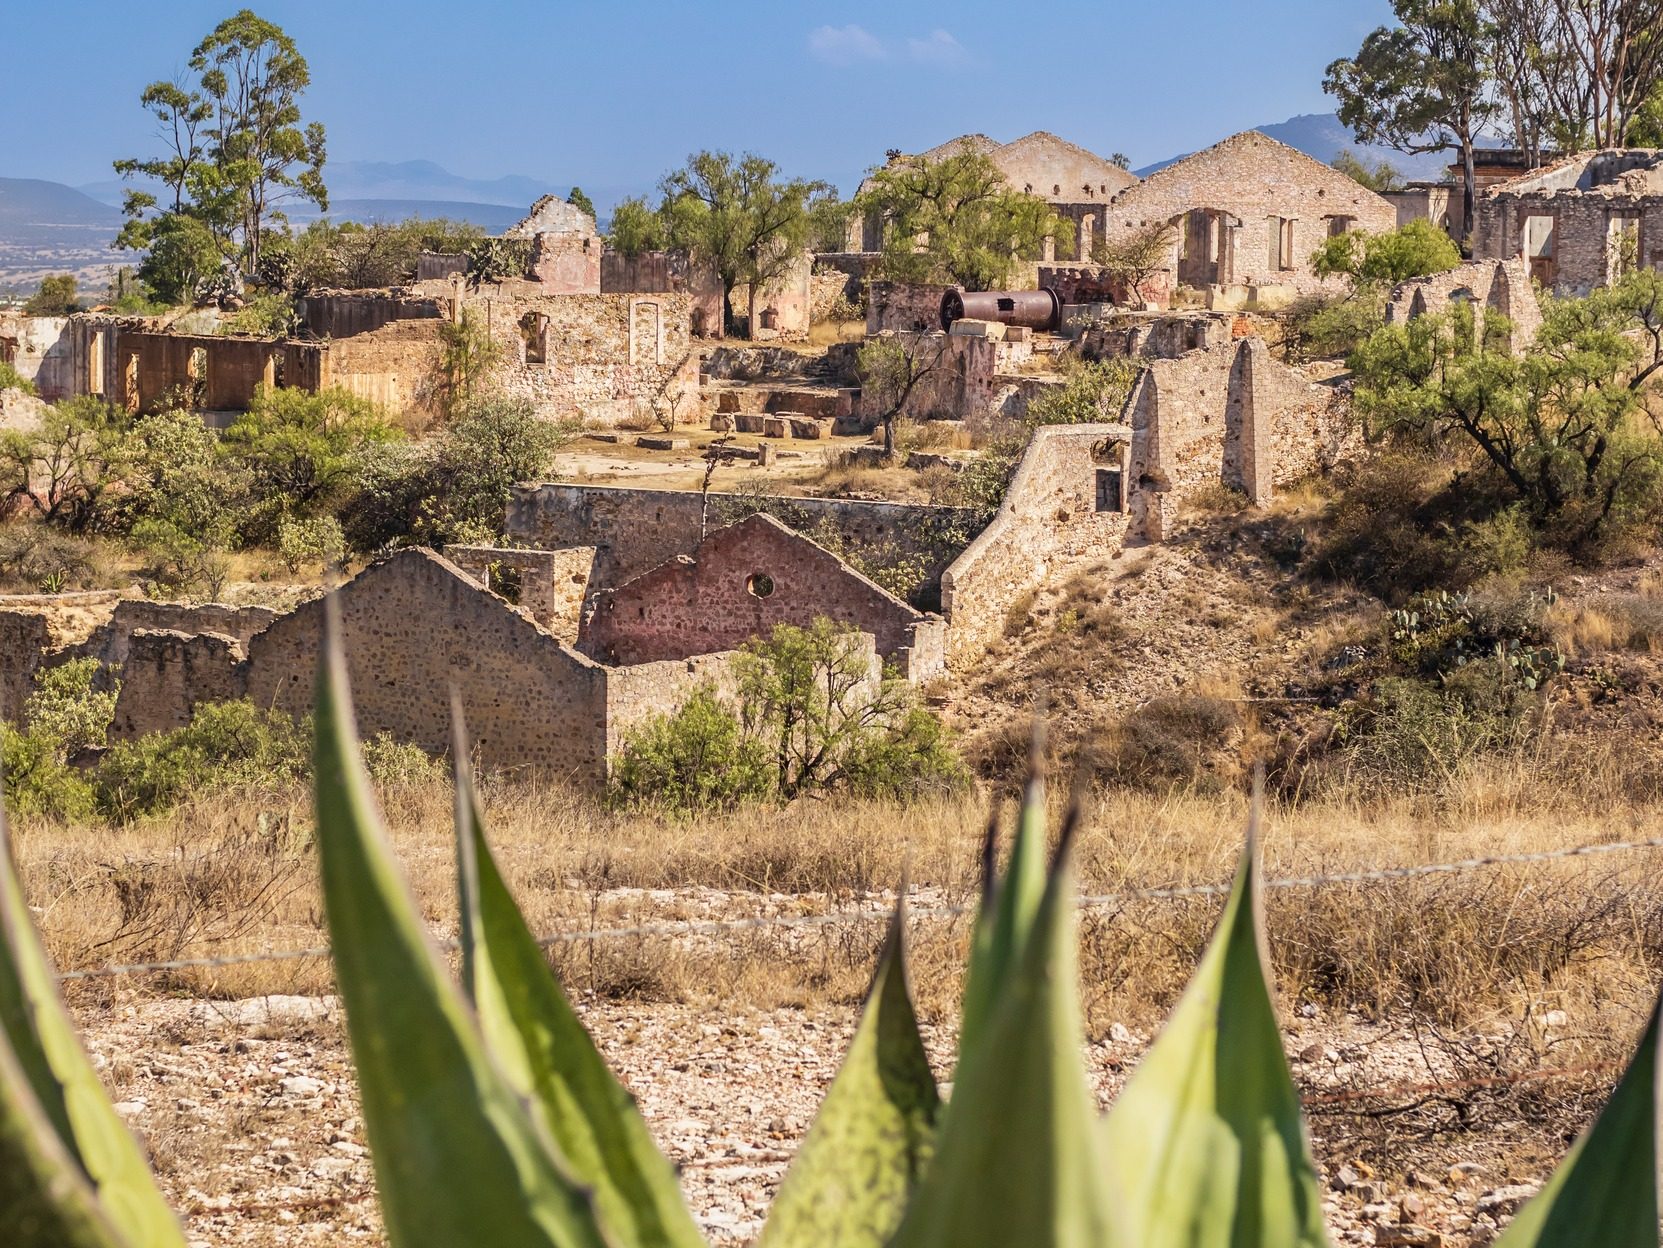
[0, 611, 1659, 1247]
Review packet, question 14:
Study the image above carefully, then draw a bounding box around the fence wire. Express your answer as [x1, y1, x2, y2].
[54, 831, 1663, 982]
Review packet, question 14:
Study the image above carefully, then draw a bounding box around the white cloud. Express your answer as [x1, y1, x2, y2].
[906, 28, 968, 65]
[809, 24, 887, 67]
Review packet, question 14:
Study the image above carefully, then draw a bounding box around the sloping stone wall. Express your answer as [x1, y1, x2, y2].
[442, 544, 595, 640]
[940, 425, 1131, 667]
[87, 601, 280, 668]
[1384, 258, 1541, 352]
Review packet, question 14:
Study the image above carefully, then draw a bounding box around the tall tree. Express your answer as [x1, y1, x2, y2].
[856, 150, 1063, 291]
[1325, 0, 1496, 244]
[660, 151, 833, 334]
[115, 9, 327, 285]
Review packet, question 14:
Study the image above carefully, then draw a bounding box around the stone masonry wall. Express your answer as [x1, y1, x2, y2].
[0, 610, 50, 722]
[109, 630, 247, 741]
[1124, 338, 1352, 540]
[1101, 132, 1397, 299]
[0, 315, 75, 398]
[581, 513, 944, 678]
[1384, 258, 1541, 353]
[867, 283, 949, 334]
[324, 318, 446, 420]
[940, 425, 1131, 667]
[87, 601, 280, 668]
[601, 250, 724, 338]
[1472, 183, 1663, 296]
[442, 544, 596, 641]
[506, 484, 977, 605]
[469, 289, 700, 427]
[602, 651, 746, 759]
[243, 549, 613, 781]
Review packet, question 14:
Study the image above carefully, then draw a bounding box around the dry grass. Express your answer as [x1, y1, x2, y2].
[18, 751, 1663, 1048]
[1547, 592, 1663, 656]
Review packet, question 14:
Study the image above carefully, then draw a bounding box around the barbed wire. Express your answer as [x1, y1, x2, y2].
[53, 831, 1663, 983]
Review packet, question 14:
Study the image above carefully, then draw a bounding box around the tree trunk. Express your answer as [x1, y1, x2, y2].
[1460, 137, 1477, 255]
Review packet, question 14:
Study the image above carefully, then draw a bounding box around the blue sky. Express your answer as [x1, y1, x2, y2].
[3, 1, 1396, 197]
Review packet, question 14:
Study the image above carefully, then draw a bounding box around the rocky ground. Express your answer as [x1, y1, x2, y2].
[75, 991, 1583, 1248]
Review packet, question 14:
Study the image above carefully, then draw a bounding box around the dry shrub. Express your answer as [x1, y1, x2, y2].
[1548, 594, 1663, 655]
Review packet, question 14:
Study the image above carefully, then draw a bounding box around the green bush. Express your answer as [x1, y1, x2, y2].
[0, 360, 36, 395]
[277, 513, 347, 573]
[1287, 288, 1386, 360]
[0, 657, 113, 820]
[608, 685, 773, 813]
[129, 516, 233, 599]
[1025, 358, 1139, 427]
[94, 700, 309, 823]
[610, 620, 969, 813]
[1310, 219, 1461, 285]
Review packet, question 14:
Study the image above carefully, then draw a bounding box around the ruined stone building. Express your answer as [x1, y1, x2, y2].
[846, 131, 1140, 260]
[1098, 132, 1397, 309]
[581, 513, 947, 679]
[1470, 149, 1663, 295]
[1384, 257, 1542, 353]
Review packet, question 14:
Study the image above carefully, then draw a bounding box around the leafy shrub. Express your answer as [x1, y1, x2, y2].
[0, 525, 104, 593]
[1310, 219, 1461, 285]
[608, 685, 773, 813]
[610, 620, 969, 813]
[1024, 358, 1139, 427]
[1092, 694, 1242, 792]
[94, 700, 309, 823]
[0, 360, 36, 395]
[218, 291, 296, 336]
[0, 658, 113, 820]
[1286, 288, 1385, 360]
[277, 513, 346, 574]
[129, 516, 233, 599]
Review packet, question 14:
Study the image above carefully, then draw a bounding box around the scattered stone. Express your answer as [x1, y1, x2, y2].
[278, 1075, 323, 1098]
[1375, 1224, 1443, 1246]
[1475, 1185, 1537, 1217]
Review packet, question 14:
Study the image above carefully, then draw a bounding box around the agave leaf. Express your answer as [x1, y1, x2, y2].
[0, 1022, 131, 1248]
[757, 899, 939, 1248]
[956, 772, 1048, 1068]
[0, 793, 184, 1247]
[1491, 989, 1661, 1248]
[1100, 825, 1329, 1248]
[451, 724, 707, 1248]
[888, 814, 1120, 1248]
[312, 614, 611, 1248]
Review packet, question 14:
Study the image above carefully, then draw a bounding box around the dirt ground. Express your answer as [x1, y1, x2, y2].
[73, 983, 1595, 1248]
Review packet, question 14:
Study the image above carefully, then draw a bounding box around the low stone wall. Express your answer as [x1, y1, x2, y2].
[940, 425, 1131, 667]
[506, 483, 978, 605]
[298, 293, 444, 339]
[109, 630, 247, 741]
[867, 282, 949, 334]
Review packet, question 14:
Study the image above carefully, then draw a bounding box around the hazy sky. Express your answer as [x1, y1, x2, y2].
[3, 1, 1397, 195]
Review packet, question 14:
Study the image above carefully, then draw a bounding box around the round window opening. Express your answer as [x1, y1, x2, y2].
[746, 572, 775, 598]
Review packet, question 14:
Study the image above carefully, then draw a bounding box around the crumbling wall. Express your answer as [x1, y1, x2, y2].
[111, 330, 326, 414]
[601, 250, 723, 338]
[442, 544, 595, 640]
[602, 651, 744, 758]
[244, 549, 613, 779]
[0, 611, 50, 722]
[940, 425, 1131, 667]
[867, 283, 949, 334]
[1385, 258, 1541, 352]
[472, 290, 700, 427]
[1125, 338, 1352, 539]
[86, 601, 279, 668]
[581, 513, 944, 677]
[324, 318, 445, 418]
[730, 251, 813, 340]
[506, 483, 977, 603]
[0, 315, 75, 398]
[108, 630, 247, 741]
[297, 293, 443, 339]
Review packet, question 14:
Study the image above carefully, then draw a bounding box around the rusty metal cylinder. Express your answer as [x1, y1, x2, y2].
[939, 287, 1062, 332]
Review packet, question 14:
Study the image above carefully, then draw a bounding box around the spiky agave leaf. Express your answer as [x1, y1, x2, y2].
[1491, 989, 1661, 1248]
[0, 1022, 130, 1248]
[451, 714, 707, 1248]
[0, 789, 184, 1247]
[756, 898, 939, 1248]
[956, 765, 1049, 1069]
[312, 610, 611, 1248]
[1100, 819, 1329, 1248]
[887, 809, 1121, 1248]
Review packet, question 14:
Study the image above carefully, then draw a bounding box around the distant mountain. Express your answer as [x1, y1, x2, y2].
[0, 178, 129, 294]
[1137, 112, 1462, 183]
[285, 198, 529, 233]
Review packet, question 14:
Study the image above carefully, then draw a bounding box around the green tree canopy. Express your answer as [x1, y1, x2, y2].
[1312, 219, 1463, 285]
[660, 151, 834, 332]
[1325, 0, 1494, 241]
[566, 187, 596, 221]
[857, 150, 1063, 291]
[1331, 149, 1405, 193]
[22, 275, 78, 316]
[115, 9, 327, 282]
[604, 196, 667, 258]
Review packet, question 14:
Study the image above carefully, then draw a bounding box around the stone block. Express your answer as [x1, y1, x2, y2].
[786, 416, 828, 439]
[709, 413, 734, 432]
[589, 432, 624, 443]
[762, 415, 793, 439]
[734, 413, 770, 434]
[717, 391, 741, 413]
[636, 435, 690, 451]
[1004, 325, 1030, 342]
[949, 318, 1005, 340]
